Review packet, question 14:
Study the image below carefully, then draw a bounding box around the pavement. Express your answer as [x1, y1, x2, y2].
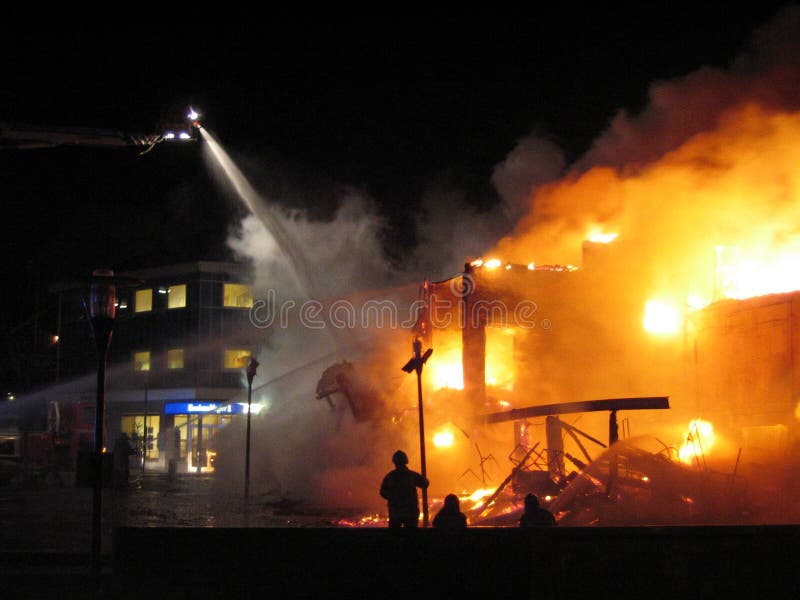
[2, 472, 799, 599]
[0, 470, 366, 598]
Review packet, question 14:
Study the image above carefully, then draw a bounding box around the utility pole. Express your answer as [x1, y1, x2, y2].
[244, 357, 259, 501]
[402, 337, 433, 526]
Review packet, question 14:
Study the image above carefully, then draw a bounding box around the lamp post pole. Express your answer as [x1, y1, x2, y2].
[85, 270, 116, 577]
[244, 357, 259, 501]
[141, 371, 148, 482]
[414, 339, 429, 528]
[402, 337, 433, 527]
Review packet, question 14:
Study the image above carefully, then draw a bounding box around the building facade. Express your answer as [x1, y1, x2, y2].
[52, 261, 262, 475]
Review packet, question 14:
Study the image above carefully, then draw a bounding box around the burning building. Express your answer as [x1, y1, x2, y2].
[402, 101, 800, 525]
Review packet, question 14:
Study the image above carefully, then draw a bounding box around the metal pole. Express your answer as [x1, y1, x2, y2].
[245, 378, 252, 501]
[55, 292, 62, 383]
[141, 373, 148, 481]
[195, 416, 203, 474]
[415, 343, 429, 528]
[244, 358, 258, 503]
[91, 319, 111, 577]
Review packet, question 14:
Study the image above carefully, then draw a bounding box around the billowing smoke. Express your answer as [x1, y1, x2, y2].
[207, 5, 800, 522]
[579, 4, 800, 171]
[482, 5, 800, 522]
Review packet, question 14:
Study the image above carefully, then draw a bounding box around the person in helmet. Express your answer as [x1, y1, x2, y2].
[379, 450, 429, 528]
[519, 493, 557, 527]
[432, 493, 468, 529]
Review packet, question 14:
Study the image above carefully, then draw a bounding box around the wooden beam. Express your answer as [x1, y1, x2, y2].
[473, 396, 669, 425]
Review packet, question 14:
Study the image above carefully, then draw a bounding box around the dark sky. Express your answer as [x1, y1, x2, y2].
[0, 7, 792, 323]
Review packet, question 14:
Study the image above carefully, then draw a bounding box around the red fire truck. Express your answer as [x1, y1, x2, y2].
[0, 400, 98, 486]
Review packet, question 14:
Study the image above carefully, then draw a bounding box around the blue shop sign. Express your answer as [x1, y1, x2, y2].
[165, 402, 245, 415]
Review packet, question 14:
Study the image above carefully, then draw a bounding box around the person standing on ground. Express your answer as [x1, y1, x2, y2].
[112, 432, 136, 489]
[519, 493, 557, 527]
[432, 493, 468, 529]
[380, 450, 429, 528]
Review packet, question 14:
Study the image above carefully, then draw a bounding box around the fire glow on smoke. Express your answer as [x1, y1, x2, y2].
[491, 106, 800, 309]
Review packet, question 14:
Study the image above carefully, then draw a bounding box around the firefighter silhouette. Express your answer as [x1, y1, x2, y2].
[519, 493, 557, 527]
[432, 493, 468, 529]
[379, 450, 429, 528]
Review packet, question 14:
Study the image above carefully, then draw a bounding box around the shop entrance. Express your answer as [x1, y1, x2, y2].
[175, 414, 231, 473]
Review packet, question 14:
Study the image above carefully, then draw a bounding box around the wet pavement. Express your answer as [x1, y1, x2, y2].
[0, 470, 370, 556]
[3, 471, 798, 599]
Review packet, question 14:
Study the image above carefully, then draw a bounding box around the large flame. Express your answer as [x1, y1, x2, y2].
[493, 105, 800, 306]
[643, 299, 682, 335]
[427, 328, 516, 392]
[678, 419, 716, 466]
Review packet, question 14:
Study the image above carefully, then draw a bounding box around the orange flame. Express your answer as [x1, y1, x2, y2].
[643, 299, 682, 335]
[427, 328, 516, 392]
[492, 105, 800, 305]
[678, 419, 716, 465]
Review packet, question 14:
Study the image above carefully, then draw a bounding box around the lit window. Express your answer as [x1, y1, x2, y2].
[167, 349, 184, 369]
[224, 349, 251, 369]
[168, 284, 187, 309]
[223, 283, 253, 308]
[135, 289, 153, 313]
[134, 351, 151, 372]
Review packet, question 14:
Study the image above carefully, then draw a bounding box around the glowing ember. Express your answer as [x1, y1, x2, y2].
[466, 488, 496, 510]
[678, 419, 716, 465]
[643, 299, 682, 335]
[336, 514, 385, 527]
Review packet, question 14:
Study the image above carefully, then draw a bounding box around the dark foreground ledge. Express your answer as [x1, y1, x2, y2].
[113, 525, 799, 598]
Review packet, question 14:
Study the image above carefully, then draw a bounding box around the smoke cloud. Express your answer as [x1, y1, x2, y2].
[209, 5, 800, 522]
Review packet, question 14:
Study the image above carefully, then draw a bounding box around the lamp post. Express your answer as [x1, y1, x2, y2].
[140, 370, 149, 483]
[84, 269, 116, 577]
[401, 337, 433, 527]
[244, 356, 259, 501]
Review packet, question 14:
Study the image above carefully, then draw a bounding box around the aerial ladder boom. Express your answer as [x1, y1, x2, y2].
[0, 106, 200, 152]
[0, 122, 162, 150]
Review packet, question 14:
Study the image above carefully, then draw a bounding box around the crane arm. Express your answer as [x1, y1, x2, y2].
[0, 122, 164, 150]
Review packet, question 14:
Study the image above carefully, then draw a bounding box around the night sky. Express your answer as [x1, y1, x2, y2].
[0, 7, 793, 388]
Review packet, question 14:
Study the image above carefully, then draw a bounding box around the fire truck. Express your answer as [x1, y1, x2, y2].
[0, 400, 98, 487]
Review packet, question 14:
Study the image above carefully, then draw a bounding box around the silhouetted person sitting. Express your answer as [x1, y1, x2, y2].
[380, 450, 429, 528]
[432, 493, 467, 529]
[519, 493, 557, 527]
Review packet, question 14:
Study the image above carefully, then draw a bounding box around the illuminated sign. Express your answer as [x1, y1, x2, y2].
[165, 402, 245, 415]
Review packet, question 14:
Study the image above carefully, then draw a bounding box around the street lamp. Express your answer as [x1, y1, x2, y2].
[84, 269, 116, 577]
[401, 337, 433, 526]
[244, 356, 259, 501]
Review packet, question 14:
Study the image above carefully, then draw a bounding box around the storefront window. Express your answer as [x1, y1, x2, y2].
[119, 415, 161, 460]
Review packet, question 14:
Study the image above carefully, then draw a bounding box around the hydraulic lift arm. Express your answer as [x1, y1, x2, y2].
[0, 107, 200, 152]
